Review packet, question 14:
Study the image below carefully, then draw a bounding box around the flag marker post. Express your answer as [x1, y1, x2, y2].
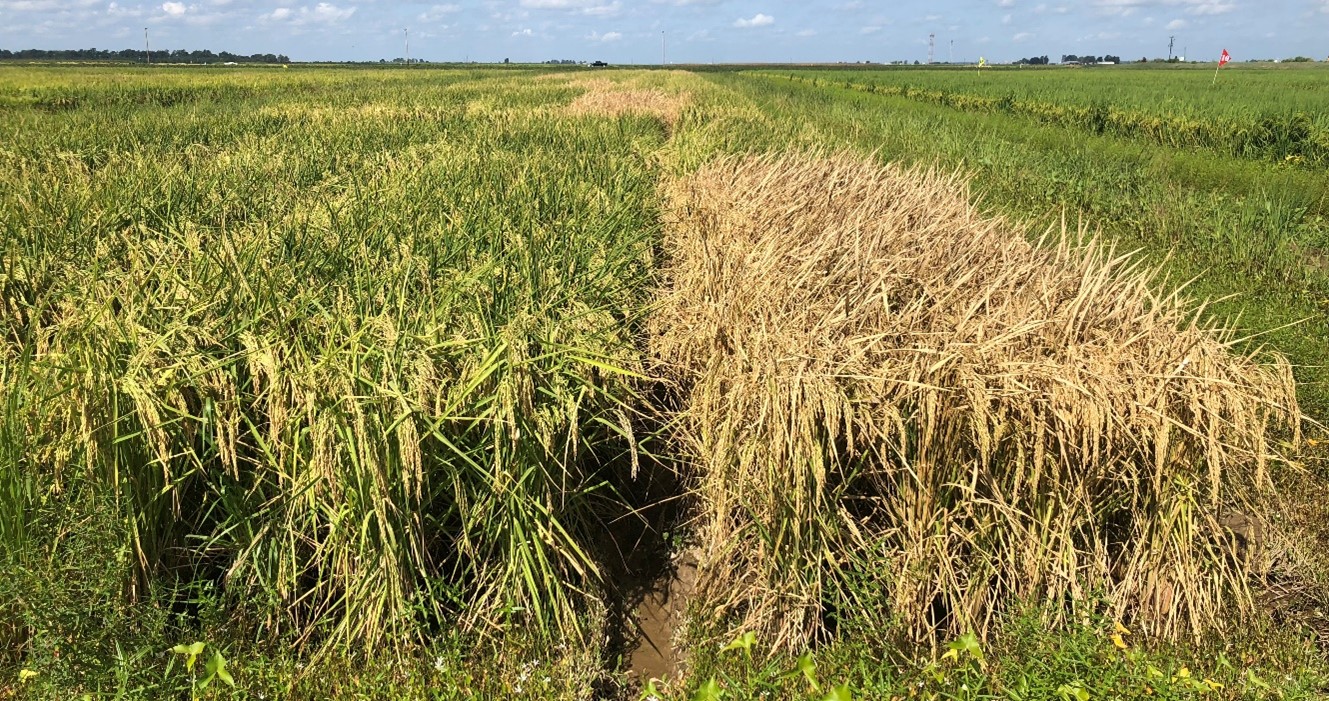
[1213, 48, 1230, 85]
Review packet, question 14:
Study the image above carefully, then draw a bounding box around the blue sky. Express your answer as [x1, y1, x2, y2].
[1, 1, 1325, 63]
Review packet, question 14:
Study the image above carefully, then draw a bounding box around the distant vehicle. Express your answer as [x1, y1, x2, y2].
[590, 60, 608, 68]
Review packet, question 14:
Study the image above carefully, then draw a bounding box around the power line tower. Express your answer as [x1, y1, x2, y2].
[404, 28, 409, 65]
[928, 33, 935, 64]
[144, 27, 150, 65]
[1168, 35, 1175, 61]
[949, 39, 954, 64]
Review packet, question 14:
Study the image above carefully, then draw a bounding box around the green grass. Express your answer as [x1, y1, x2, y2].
[767, 65, 1329, 167]
[669, 607, 1329, 701]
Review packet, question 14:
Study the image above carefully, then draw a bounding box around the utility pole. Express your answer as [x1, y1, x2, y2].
[145, 27, 150, 65]
[661, 30, 666, 66]
[928, 33, 935, 64]
[405, 28, 410, 65]
[949, 39, 954, 64]
[1168, 35, 1175, 61]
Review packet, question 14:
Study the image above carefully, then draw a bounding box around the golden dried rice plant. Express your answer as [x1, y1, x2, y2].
[567, 88, 689, 131]
[651, 152, 1302, 652]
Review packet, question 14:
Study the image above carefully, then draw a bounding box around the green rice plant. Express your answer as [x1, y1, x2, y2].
[0, 68, 665, 666]
[4, 62, 1329, 699]
[764, 65, 1329, 167]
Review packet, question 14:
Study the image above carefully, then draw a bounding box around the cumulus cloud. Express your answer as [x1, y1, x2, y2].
[1166, 17, 1187, 27]
[162, 2, 186, 17]
[733, 12, 773, 27]
[0, 0, 100, 10]
[586, 29, 621, 41]
[1091, 0, 1236, 17]
[418, 4, 460, 22]
[521, 0, 621, 15]
[259, 3, 355, 26]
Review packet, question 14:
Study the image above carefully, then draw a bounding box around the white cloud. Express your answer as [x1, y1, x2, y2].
[520, 0, 621, 15]
[106, 1, 144, 17]
[1091, 0, 1236, 17]
[1187, 0, 1235, 14]
[1012, 31, 1033, 41]
[259, 3, 355, 26]
[0, 0, 99, 10]
[734, 12, 773, 27]
[161, 2, 186, 17]
[512, 27, 534, 36]
[586, 30, 621, 41]
[418, 4, 460, 22]
[1165, 18, 1186, 27]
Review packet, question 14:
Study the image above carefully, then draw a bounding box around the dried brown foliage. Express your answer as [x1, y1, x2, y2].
[567, 87, 689, 130]
[650, 153, 1302, 651]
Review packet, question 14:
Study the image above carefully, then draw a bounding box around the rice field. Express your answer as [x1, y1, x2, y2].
[3, 64, 1329, 700]
[770, 65, 1329, 166]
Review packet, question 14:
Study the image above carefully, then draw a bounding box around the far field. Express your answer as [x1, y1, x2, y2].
[2, 62, 1329, 700]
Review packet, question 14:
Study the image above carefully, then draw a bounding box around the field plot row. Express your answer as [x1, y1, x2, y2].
[715, 70, 1329, 417]
[769, 67, 1329, 168]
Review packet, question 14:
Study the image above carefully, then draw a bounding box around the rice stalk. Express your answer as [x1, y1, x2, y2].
[651, 152, 1302, 650]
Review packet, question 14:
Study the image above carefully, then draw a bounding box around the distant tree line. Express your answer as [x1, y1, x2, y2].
[1014, 54, 1122, 65]
[1061, 54, 1122, 64]
[0, 48, 289, 64]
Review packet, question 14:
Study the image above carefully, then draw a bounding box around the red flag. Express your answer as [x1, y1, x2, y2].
[1219, 49, 1230, 66]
